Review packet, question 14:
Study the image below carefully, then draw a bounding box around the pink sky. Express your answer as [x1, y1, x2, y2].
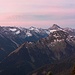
[0, 0, 75, 28]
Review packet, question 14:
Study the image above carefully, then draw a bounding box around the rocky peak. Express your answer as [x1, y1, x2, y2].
[50, 24, 61, 30]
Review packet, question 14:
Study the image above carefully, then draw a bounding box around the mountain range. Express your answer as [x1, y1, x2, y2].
[0, 24, 75, 75]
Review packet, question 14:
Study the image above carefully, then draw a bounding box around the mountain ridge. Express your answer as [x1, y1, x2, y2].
[0, 28, 75, 75]
[0, 24, 75, 75]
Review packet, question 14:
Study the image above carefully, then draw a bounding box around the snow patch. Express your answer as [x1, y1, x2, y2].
[26, 31, 32, 37]
[53, 34, 59, 38]
[29, 27, 35, 30]
[16, 30, 20, 34]
[46, 30, 50, 34]
[35, 29, 40, 33]
[9, 28, 17, 31]
[57, 39, 62, 42]
[50, 30, 57, 33]
[70, 36, 73, 38]
[29, 42, 32, 44]
[29, 27, 40, 33]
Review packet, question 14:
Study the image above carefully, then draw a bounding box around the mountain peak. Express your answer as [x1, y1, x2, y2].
[48, 24, 63, 31]
[51, 24, 61, 29]
[29, 26, 36, 30]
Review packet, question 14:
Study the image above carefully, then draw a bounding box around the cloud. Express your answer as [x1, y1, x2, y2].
[6, 11, 75, 22]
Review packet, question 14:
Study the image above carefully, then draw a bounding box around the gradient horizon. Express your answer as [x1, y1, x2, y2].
[0, 0, 75, 28]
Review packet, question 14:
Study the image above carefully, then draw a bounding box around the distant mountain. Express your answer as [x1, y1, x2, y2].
[0, 26, 48, 42]
[0, 26, 49, 61]
[0, 28, 75, 75]
[49, 24, 62, 30]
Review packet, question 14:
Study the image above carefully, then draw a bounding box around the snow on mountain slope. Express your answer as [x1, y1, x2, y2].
[50, 30, 57, 33]
[9, 28, 17, 31]
[0, 24, 75, 43]
[26, 31, 32, 37]
[15, 30, 20, 34]
[0, 24, 75, 39]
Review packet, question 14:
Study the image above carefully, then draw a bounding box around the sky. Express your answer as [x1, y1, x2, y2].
[0, 0, 75, 28]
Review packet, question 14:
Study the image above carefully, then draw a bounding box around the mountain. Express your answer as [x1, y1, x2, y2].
[64, 27, 75, 36]
[0, 26, 48, 42]
[0, 26, 49, 61]
[49, 24, 62, 30]
[0, 27, 75, 75]
[0, 24, 75, 75]
[0, 24, 65, 61]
